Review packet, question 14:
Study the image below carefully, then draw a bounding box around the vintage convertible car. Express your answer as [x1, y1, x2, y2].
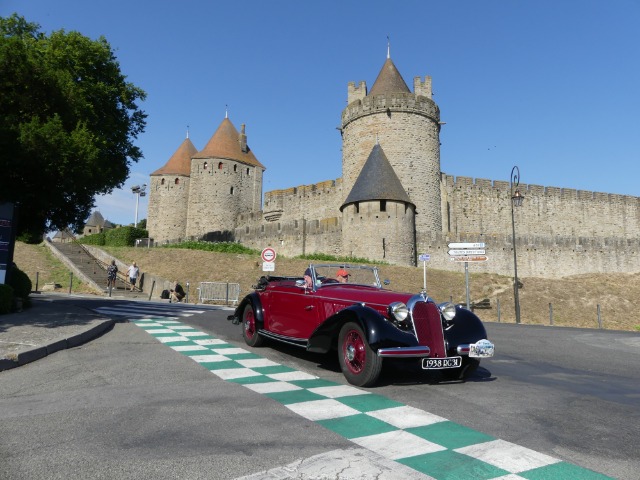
[228, 264, 494, 387]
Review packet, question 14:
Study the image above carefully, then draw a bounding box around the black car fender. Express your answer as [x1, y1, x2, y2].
[442, 305, 488, 352]
[229, 293, 265, 330]
[307, 304, 419, 354]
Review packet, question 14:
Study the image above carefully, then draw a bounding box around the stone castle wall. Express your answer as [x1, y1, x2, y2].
[441, 175, 640, 239]
[233, 173, 640, 278]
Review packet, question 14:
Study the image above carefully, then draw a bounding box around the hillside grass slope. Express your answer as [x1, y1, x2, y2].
[12, 242, 640, 331]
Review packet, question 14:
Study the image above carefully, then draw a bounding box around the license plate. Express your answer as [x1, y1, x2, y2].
[422, 356, 461, 369]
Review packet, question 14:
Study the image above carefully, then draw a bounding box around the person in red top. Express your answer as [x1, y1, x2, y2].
[336, 269, 350, 283]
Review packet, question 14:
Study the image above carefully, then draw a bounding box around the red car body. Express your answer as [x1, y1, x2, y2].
[229, 264, 494, 387]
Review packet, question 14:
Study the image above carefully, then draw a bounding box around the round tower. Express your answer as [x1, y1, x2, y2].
[341, 52, 442, 238]
[147, 135, 196, 244]
[341, 143, 416, 265]
[186, 116, 265, 240]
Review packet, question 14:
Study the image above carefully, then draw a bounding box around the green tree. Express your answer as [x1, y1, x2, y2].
[0, 14, 146, 240]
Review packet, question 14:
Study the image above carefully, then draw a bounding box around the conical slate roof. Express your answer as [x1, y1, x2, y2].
[340, 144, 413, 211]
[151, 137, 197, 176]
[193, 117, 265, 169]
[368, 57, 411, 96]
[85, 211, 105, 227]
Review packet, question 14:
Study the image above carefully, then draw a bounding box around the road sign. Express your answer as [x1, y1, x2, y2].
[448, 249, 486, 256]
[449, 255, 488, 263]
[262, 261, 275, 272]
[448, 242, 485, 249]
[261, 247, 276, 263]
[418, 253, 430, 262]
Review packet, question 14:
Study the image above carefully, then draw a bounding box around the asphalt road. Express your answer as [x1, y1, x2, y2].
[189, 310, 640, 480]
[1, 297, 638, 479]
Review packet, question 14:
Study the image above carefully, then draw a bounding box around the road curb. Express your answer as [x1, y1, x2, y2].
[0, 319, 115, 372]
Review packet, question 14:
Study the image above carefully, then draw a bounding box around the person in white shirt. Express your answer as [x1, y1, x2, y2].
[127, 262, 140, 291]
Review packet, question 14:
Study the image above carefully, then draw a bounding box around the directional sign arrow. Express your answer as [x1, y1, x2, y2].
[449, 255, 489, 263]
[448, 242, 485, 249]
[448, 249, 486, 256]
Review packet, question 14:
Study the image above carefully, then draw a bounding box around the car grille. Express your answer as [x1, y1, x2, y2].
[411, 301, 447, 357]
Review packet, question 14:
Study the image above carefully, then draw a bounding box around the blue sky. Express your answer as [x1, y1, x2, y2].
[4, 0, 640, 227]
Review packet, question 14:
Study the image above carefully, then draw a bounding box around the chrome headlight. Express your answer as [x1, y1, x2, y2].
[388, 302, 409, 323]
[439, 302, 457, 321]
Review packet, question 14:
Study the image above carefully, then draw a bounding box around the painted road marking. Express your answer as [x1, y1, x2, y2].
[133, 318, 613, 480]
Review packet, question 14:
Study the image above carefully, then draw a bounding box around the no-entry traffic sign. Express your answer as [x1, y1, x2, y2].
[261, 247, 277, 263]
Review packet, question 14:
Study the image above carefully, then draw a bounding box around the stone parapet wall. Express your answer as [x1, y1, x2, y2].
[442, 175, 640, 239]
[234, 213, 343, 258]
[341, 92, 439, 127]
[262, 178, 344, 223]
[417, 231, 639, 278]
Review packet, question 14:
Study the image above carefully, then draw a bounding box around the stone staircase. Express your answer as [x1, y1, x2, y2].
[49, 241, 142, 298]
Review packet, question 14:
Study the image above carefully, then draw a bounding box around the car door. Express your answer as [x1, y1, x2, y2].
[267, 285, 321, 339]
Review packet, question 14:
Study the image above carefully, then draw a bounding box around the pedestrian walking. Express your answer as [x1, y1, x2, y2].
[107, 260, 118, 290]
[127, 261, 140, 291]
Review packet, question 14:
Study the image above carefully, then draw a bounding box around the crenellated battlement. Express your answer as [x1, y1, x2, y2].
[264, 178, 342, 205]
[347, 81, 367, 104]
[442, 174, 640, 205]
[413, 76, 432, 99]
[342, 92, 440, 127]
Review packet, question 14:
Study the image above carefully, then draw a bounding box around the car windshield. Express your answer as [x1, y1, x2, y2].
[311, 264, 381, 288]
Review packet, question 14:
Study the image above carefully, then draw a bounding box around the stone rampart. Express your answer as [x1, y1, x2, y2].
[442, 175, 640, 239]
[418, 231, 640, 278]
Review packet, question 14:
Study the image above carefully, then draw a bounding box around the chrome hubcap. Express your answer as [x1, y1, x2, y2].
[346, 344, 355, 361]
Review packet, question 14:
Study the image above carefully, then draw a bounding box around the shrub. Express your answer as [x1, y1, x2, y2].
[0, 284, 14, 314]
[164, 241, 258, 255]
[8, 265, 32, 306]
[80, 232, 106, 245]
[105, 226, 148, 246]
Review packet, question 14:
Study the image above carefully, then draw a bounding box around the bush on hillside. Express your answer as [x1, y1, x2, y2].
[299, 252, 387, 265]
[0, 284, 14, 314]
[105, 226, 148, 246]
[164, 241, 258, 255]
[79, 232, 106, 245]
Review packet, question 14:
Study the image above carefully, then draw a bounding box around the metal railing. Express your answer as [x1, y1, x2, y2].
[197, 282, 240, 306]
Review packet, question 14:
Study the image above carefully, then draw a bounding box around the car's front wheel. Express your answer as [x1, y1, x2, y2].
[242, 304, 264, 347]
[338, 322, 382, 387]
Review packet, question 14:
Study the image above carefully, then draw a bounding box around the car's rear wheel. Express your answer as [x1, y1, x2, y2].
[440, 357, 480, 381]
[338, 322, 382, 387]
[242, 304, 264, 347]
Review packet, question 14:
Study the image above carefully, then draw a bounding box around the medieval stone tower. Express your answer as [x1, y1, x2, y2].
[147, 116, 265, 243]
[147, 136, 196, 242]
[341, 143, 416, 264]
[341, 49, 443, 246]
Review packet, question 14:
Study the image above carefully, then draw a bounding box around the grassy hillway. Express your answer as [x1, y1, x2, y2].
[12, 242, 640, 332]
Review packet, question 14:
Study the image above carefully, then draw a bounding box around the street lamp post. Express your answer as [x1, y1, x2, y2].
[131, 184, 147, 227]
[510, 166, 524, 324]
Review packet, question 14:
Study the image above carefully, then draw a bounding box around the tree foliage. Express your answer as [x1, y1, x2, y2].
[0, 14, 146, 239]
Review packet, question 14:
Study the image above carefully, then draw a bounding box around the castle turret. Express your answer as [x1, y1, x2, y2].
[341, 52, 442, 243]
[186, 116, 265, 240]
[341, 143, 415, 265]
[147, 135, 197, 243]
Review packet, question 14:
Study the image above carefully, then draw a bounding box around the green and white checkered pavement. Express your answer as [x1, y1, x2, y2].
[134, 318, 613, 480]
